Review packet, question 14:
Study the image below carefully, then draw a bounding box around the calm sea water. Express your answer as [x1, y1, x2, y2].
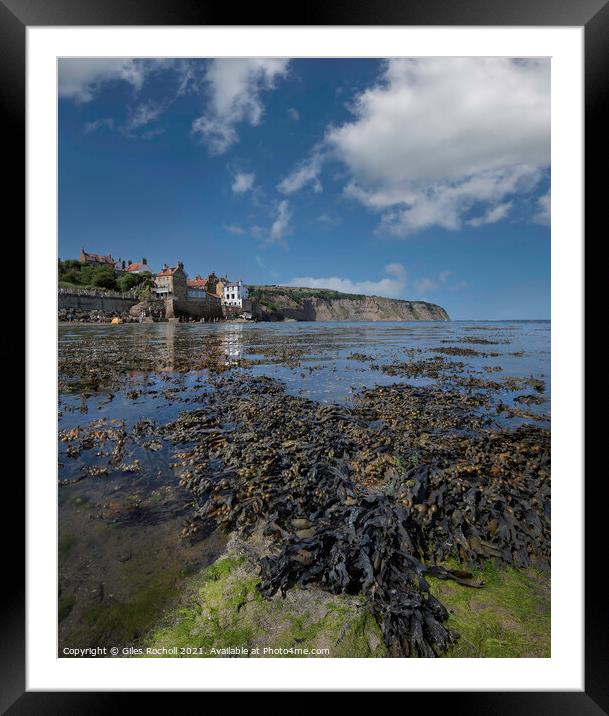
[58, 319, 550, 426]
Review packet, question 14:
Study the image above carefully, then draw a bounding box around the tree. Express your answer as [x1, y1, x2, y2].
[79, 265, 94, 285]
[91, 266, 117, 290]
[117, 272, 140, 292]
[61, 268, 83, 285]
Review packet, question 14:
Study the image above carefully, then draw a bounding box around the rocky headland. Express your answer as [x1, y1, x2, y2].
[248, 286, 450, 322]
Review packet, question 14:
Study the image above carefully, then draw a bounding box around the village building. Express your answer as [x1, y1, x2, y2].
[79, 248, 128, 272]
[187, 274, 206, 290]
[153, 262, 188, 299]
[185, 274, 212, 299]
[80, 248, 119, 270]
[125, 258, 150, 274]
[202, 272, 228, 299]
[222, 279, 249, 309]
[154, 262, 223, 321]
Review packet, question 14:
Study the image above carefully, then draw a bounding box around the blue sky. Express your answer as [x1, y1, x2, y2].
[58, 58, 550, 320]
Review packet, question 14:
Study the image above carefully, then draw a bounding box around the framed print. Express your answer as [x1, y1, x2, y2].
[4, 0, 602, 708]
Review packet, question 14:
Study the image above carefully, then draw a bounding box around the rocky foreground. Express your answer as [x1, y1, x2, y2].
[58, 323, 549, 657]
[249, 286, 449, 322]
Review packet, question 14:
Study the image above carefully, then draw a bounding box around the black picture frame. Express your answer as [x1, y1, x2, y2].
[4, 0, 600, 709]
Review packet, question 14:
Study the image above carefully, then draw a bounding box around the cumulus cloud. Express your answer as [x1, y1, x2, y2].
[255, 254, 280, 278]
[278, 147, 325, 194]
[287, 107, 300, 121]
[60, 59, 198, 139]
[231, 171, 256, 194]
[192, 59, 289, 154]
[59, 58, 151, 103]
[267, 200, 292, 246]
[533, 190, 551, 225]
[286, 262, 407, 298]
[414, 277, 439, 294]
[224, 224, 245, 235]
[126, 101, 165, 131]
[467, 201, 513, 228]
[318, 213, 339, 226]
[414, 270, 466, 295]
[439, 270, 453, 283]
[280, 58, 550, 234]
[83, 117, 114, 134]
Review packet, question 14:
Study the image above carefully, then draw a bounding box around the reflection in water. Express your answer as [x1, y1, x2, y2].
[162, 319, 176, 370]
[155, 321, 245, 370]
[220, 323, 244, 363]
[58, 320, 551, 408]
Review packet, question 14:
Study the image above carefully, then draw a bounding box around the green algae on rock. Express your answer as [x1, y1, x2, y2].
[144, 549, 387, 658]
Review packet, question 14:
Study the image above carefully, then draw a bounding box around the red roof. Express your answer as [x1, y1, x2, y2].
[157, 265, 180, 277]
[126, 262, 146, 272]
[187, 277, 206, 288]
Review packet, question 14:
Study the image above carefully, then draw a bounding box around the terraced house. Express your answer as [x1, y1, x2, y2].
[155, 262, 223, 321]
[79, 248, 124, 271]
[153, 262, 187, 299]
[222, 280, 248, 309]
[124, 258, 150, 274]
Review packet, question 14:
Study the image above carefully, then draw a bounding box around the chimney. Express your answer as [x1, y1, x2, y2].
[177, 261, 184, 269]
[143, 258, 147, 265]
[128, 259, 132, 265]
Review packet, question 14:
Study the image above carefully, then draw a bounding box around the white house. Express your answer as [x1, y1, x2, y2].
[222, 280, 248, 309]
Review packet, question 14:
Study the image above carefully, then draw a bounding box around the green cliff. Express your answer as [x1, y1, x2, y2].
[247, 286, 450, 322]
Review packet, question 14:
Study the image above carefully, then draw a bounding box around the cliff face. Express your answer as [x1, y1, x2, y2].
[248, 286, 449, 322]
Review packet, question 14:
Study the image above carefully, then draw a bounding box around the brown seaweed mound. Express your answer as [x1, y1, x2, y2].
[166, 374, 550, 657]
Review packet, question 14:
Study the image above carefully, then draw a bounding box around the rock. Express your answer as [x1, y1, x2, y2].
[129, 300, 154, 318]
[367, 630, 381, 652]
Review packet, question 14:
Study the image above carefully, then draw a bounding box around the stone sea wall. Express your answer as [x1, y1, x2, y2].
[58, 290, 139, 314]
[166, 297, 223, 321]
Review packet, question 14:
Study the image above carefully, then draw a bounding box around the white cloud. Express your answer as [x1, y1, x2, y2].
[414, 270, 467, 295]
[352, 166, 540, 236]
[60, 59, 193, 139]
[59, 59, 148, 103]
[126, 101, 165, 131]
[250, 226, 265, 239]
[224, 224, 245, 235]
[267, 200, 292, 246]
[318, 213, 338, 226]
[533, 190, 551, 225]
[414, 277, 438, 294]
[467, 201, 513, 227]
[175, 60, 201, 96]
[282, 58, 550, 235]
[231, 171, 256, 194]
[244, 203, 292, 247]
[192, 59, 289, 154]
[255, 254, 280, 277]
[278, 146, 325, 194]
[287, 262, 407, 298]
[287, 107, 300, 121]
[83, 118, 114, 134]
